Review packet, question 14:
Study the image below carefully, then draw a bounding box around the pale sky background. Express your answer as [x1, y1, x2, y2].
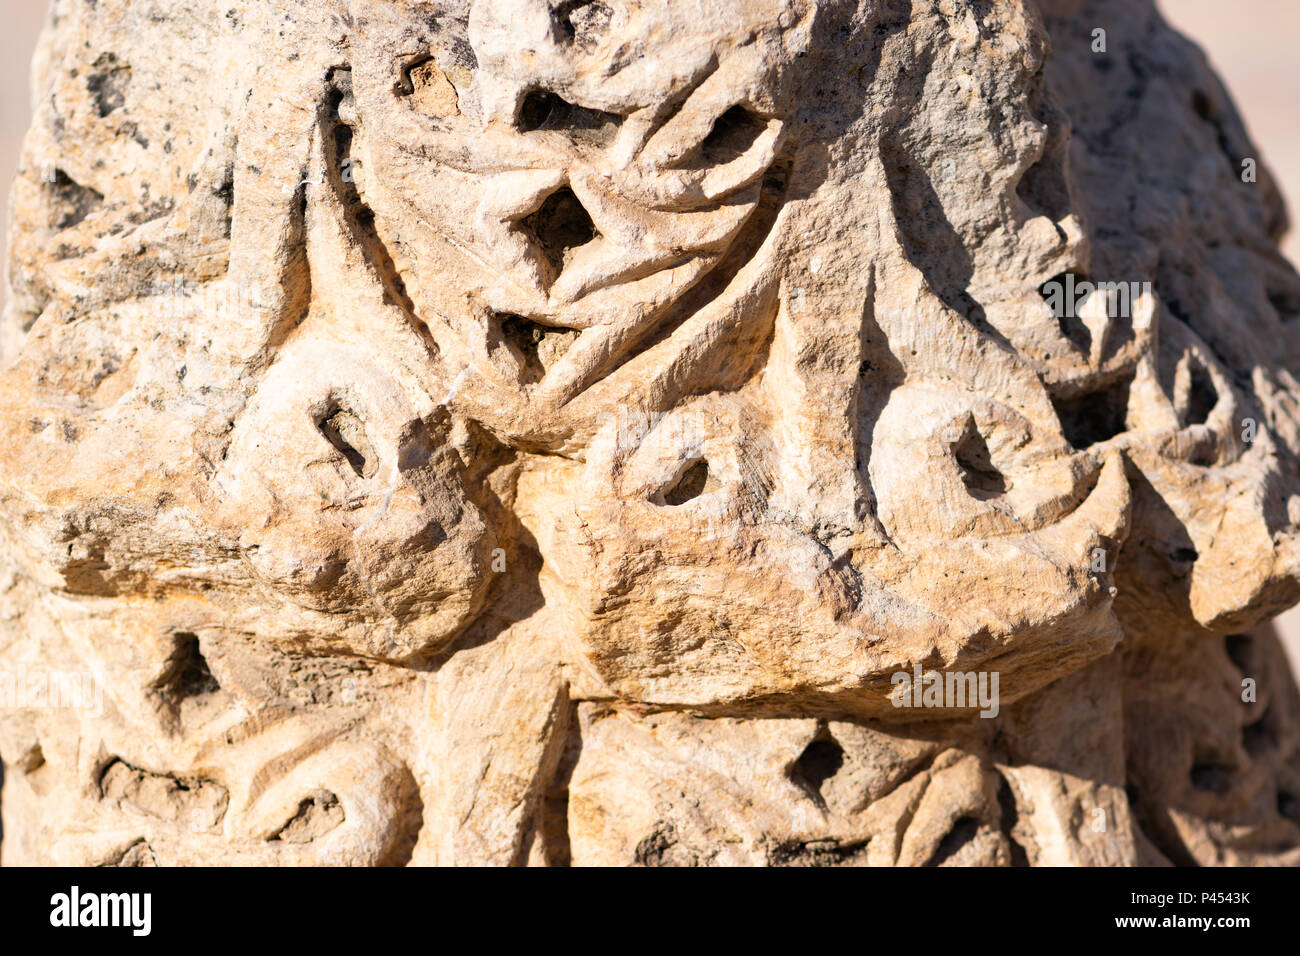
[0, 1, 1297, 665]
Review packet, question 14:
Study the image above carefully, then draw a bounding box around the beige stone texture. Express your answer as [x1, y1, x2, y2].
[1, 0, 1300, 866]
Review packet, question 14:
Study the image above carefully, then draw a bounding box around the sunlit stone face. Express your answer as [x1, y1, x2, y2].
[319, 0, 1138, 711]
[339, 1, 813, 442]
[3, 0, 1300, 866]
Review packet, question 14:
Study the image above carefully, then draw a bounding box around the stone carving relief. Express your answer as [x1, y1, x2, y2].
[1, 0, 1299, 865]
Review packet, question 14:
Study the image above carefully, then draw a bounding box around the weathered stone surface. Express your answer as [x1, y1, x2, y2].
[2, 0, 1299, 865]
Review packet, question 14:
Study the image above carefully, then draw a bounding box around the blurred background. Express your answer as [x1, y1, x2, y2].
[0, 1, 1297, 667]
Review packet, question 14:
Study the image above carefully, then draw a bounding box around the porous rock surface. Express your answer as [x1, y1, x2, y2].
[2, 0, 1300, 865]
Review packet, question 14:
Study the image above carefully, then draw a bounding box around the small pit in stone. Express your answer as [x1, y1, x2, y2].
[699, 105, 767, 164]
[270, 789, 345, 844]
[1183, 360, 1219, 427]
[1268, 287, 1300, 321]
[1051, 377, 1131, 450]
[319, 406, 377, 478]
[1279, 790, 1300, 826]
[87, 53, 131, 118]
[1190, 762, 1232, 796]
[660, 459, 715, 506]
[927, 817, 981, 867]
[498, 313, 580, 385]
[154, 632, 219, 710]
[397, 58, 459, 118]
[787, 730, 845, 807]
[1040, 272, 1092, 355]
[953, 425, 1006, 499]
[516, 90, 620, 145]
[1017, 141, 1071, 222]
[107, 840, 157, 867]
[44, 168, 104, 230]
[555, 0, 614, 49]
[1225, 633, 1252, 671]
[1242, 706, 1277, 758]
[519, 185, 599, 279]
[19, 741, 45, 775]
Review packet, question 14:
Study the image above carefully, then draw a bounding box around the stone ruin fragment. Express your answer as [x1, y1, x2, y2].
[2, 0, 1300, 866]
